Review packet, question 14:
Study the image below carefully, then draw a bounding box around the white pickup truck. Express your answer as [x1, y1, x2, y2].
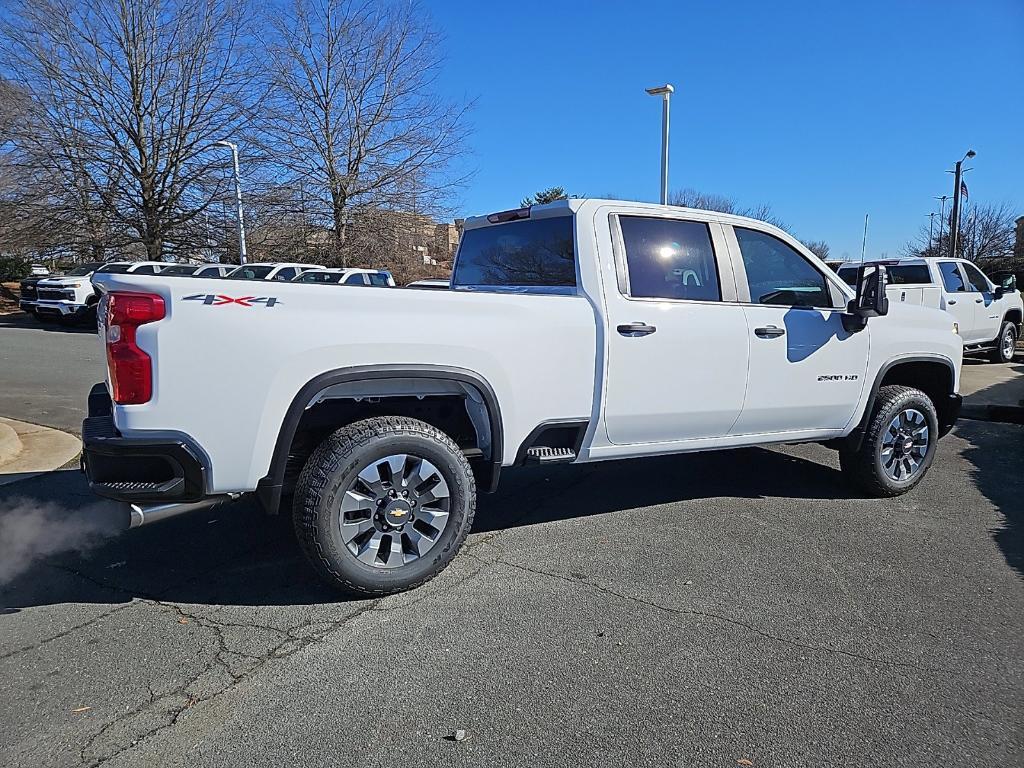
[84, 199, 964, 595]
[837, 258, 1022, 363]
[34, 261, 167, 324]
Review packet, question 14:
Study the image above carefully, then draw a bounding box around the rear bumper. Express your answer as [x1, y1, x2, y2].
[81, 383, 208, 503]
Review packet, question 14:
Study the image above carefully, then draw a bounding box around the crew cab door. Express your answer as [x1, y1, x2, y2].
[724, 226, 868, 435]
[599, 212, 749, 444]
[961, 261, 1002, 343]
[936, 261, 980, 342]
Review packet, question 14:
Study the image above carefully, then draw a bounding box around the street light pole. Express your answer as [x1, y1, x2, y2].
[927, 212, 937, 253]
[645, 84, 674, 205]
[935, 195, 950, 248]
[214, 140, 248, 265]
[947, 149, 975, 259]
[860, 213, 869, 263]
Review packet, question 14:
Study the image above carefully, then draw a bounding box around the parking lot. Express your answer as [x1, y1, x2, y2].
[1, 318, 1022, 768]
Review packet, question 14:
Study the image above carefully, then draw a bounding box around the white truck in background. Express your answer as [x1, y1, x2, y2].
[34, 261, 165, 324]
[84, 199, 964, 596]
[838, 258, 1022, 363]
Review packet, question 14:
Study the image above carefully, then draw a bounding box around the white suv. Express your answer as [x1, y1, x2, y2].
[292, 268, 395, 287]
[223, 263, 324, 282]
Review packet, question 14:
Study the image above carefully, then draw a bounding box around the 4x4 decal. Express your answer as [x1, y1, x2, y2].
[183, 294, 281, 307]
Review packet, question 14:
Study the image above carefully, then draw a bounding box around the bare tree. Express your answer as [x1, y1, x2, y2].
[802, 239, 831, 260]
[669, 187, 786, 229]
[264, 0, 471, 267]
[905, 201, 1018, 263]
[1, 0, 260, 261]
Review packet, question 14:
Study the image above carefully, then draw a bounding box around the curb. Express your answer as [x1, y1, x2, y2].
[0, 422, 20, 465]
[0, 417, 82, 487]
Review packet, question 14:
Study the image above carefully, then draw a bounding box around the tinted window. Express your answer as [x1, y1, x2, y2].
[297, 271, 343, 284]
[735, 228, 833, 307]
[962, 263, 991, 293]
[888, 265, 932, 284]
[226, 265, 274, 280]
[938, 262, 966, 292]
[344, 273, 367, 285]
[161, 265, 198, 276]
[273, 267, 297, 281]
[838, 267, 858, 286]
[96, 263, 132, 274]
[618, 216, 720, 301]
[195, 266, 223, 276]
[133, 265, 159, 274]
[67, 262, 105, 276]
[368, 272, 392, 287]
[453, 216, 575, 288]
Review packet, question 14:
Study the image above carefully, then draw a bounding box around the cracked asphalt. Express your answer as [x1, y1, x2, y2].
[1, 321, 1022, 767]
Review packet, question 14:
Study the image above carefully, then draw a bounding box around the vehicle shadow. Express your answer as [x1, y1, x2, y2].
[0, 446, 856, 611]
[0, 312, 97, 334]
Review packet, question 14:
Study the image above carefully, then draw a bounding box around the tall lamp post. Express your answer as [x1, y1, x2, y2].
[927, 212, 937, 253]
[214, 140, 248, 265]
[947, 149, 975, 259]
[934, 195, 950, 248]
[645, 84, 674, 205]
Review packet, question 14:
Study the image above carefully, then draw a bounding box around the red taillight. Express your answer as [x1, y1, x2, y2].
[105, 292, 165, 405]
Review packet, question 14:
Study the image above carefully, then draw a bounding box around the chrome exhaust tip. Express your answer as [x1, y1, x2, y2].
[127, 495, 239, 528]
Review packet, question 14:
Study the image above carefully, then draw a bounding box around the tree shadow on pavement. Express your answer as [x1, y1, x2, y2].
[959, 419, 1024, 579]
[0, 446, 858, 612]
[0, 313, 97, 334]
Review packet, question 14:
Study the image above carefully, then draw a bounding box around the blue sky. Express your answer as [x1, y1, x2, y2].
[426, 0, 1023, 260]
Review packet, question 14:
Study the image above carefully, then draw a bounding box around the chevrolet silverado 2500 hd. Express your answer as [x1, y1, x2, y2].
[83, 199, 964, 595]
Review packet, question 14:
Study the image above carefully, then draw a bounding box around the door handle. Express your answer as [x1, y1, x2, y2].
[754, 325, 786, 339]
[617, 322, 656, 337]
[948, 299, 957, 305]
[975, 298, 983, 303]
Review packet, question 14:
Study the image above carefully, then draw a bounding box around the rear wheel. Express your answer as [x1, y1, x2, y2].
[293, 416, 476, 596]
[839, 385, 938, 497]
[989, 321, 1017, 363]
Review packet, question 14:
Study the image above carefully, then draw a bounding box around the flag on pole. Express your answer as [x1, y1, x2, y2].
[960, 181, 969, 199]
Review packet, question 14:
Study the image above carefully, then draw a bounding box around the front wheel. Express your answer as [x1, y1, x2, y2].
[839, 385, 939, 497]
[989, 321, 1017, 363]
[293, 416, 476, 596]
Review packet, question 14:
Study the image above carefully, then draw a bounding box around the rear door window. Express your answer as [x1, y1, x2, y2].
[938, 262, 967, 292]
[887, 265, 932, 284]
[368, 273, 392, 287]
[453, 215, 575, 288]
[344, 273, 367, 285]
[618, 216, 721, 301]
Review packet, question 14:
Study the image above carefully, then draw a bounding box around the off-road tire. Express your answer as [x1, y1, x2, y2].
[989, 321, 1017, 364]
[839, 385, 939, 497]
[293, 416, 476, 596]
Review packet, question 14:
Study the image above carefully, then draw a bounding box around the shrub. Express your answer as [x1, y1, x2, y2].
[0, 254, 30, 281]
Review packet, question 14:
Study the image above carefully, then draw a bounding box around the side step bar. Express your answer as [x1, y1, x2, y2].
[524, 446, 577, 465]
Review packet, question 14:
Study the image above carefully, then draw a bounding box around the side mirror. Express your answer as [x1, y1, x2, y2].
[842, 264, 889, 332]
[1001, 274, 1017, 293]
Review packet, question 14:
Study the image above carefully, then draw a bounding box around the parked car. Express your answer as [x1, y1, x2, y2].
[33, 262, 109, 323]
[159, 264, 235, 278]
[406, 278, 450, 290]
[85, 198, 963, 596]
[34, 261, 166, 324]
[837, 258, 1022, 362]
[223, 263, 324, 282]
[30, 264, 50, 276]
[293, 268, 396, 287]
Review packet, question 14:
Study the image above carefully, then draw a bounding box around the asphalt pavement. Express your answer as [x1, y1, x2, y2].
[0, 317, 1022, 767]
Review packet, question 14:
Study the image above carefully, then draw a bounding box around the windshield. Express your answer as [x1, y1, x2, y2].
[66, 262, 105, 276]
[161, 265, 198, 276]
[296, 271, 344, 284]
[225, 265, 274, 280]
